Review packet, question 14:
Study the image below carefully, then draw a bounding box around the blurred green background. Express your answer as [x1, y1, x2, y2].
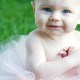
[0, 0, 80, 43]
[0, 0, 36, 43]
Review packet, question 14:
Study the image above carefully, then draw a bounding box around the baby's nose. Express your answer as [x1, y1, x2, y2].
[49, 12, 61, 22]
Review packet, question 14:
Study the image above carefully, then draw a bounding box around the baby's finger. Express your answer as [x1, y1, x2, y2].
[58, 51, 67, 58]
[59, 51, 67, 55]
[68, 47, 73, 54]
[68, 46, 75, 54]
[63, 47, 69, 52]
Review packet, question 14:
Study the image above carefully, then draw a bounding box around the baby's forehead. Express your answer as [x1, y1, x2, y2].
[35, 0, 80, 4]
[35, 0, 80, 7]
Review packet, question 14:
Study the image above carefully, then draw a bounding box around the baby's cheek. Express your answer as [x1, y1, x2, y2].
[35, 19, 44, 29]
[37, 19, 43, 28]
[35, 14, 45, 28]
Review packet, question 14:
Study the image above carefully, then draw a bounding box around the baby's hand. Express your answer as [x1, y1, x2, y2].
[58, 47, 80, 62]
[58, 47, 73, 58]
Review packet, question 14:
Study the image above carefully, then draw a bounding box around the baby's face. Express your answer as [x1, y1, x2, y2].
[33, 0, 80, 36]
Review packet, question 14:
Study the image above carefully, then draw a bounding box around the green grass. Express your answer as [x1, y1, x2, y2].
[0, 0, 80, 43]
[0, 0, 36, 43]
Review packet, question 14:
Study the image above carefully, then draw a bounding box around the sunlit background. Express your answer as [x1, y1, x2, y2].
[0, 0, 80, 43]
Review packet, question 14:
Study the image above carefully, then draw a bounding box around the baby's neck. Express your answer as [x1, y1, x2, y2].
[46, 31, 75, 42]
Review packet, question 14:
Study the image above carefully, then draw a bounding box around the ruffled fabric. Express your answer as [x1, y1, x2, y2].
[0, 35, 35, 80]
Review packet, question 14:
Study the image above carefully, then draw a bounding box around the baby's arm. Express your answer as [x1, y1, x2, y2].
[26, 35, 80, 80]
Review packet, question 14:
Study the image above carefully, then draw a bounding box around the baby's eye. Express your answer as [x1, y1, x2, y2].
[62, 10, 71, 14]
[42, 7, 52, 12]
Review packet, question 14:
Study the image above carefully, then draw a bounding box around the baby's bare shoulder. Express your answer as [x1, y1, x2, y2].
[26, 29, 44, 50]
[27, 29, 41, 40]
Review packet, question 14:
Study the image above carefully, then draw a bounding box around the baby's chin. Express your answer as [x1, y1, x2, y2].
[46, 31, 66, 37]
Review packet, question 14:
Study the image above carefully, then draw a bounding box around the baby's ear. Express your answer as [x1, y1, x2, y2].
[31, 1, 35, 12]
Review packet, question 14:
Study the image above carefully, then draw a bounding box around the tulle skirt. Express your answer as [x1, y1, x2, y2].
[0, 35, 80, 80]
[0, 35, 35, 80]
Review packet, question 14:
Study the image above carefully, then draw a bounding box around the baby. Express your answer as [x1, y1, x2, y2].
[26, 0, 80, 80]
[0, 0, 80, 80]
